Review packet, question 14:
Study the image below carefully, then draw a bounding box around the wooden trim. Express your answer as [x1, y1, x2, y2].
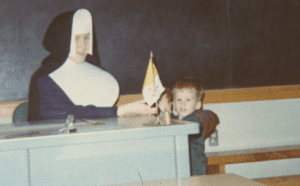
[203, 84, 300, 104]
[219, 164, 226, 174]
[207, 149, 300, 165]
[116, 94, 143, 106]
[115, 84, 300, 105]
[206, 164, 220, 175]
[206, 145, 300, 165]
[254, 175, 300, 186]
[0, 100, 26, 119]
[206, 145, 300, 175]
[1, 84, 300, 119]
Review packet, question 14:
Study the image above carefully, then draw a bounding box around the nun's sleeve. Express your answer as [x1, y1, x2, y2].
[37, 76, 118, 120]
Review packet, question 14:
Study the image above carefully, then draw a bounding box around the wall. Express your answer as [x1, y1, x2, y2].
[0, 0, 228, 101]
[204, 99, 300, 179]
[205, 98, 300, 152]
[203, 85, 300, 179]
[1, 0, 300, 102]
[1, 84, 299, 179]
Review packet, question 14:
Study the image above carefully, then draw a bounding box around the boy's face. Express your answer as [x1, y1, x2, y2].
[173, 88, 201, 119]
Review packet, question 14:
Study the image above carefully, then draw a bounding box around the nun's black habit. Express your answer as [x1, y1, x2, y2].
[28, 9, 119, 121]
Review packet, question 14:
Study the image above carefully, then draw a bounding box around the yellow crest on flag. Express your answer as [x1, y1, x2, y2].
[143, 55, 158, 88]
[142, 51, 165, 106]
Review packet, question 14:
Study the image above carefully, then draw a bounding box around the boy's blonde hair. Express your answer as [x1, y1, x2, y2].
[172, 77, 204, 102]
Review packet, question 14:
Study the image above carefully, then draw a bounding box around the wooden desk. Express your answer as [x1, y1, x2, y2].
[0, 116, 199, 186]
[109, 173, 266, 186]
[206, 145, 300, 175]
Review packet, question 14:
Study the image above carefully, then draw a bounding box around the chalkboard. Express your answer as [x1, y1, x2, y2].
[0, 0, 300, 102]
[230, 0, 300, 87]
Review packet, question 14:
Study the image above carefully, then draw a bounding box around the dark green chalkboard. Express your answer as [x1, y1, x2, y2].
[0, 0, 299, 102]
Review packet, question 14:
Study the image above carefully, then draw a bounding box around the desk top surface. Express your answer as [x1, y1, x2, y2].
[0, 115, 199, 150]
[109, 174, 266, 186]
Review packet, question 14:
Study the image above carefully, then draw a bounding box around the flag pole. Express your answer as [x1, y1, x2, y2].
[150, 51, 159, 117]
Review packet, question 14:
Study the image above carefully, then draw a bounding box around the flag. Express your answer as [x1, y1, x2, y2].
[142, 51, 165, 106]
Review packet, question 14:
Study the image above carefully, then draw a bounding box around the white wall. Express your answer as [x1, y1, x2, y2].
[1, 98, 299, 179]
[0, 118, 12, 124]
[204, 98, 300, 179]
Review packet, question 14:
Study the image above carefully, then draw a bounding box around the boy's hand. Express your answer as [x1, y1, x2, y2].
[158, 94, 171, 112]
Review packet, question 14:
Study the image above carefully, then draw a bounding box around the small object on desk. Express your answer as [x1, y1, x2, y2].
[89, 121, 106, 126]
[69, 128, 77, 133]
[65, 114, 76, 134]
[155, 110, 171, 125]
[144, 119, 185, 126]
[162, 110, 171, 125]
[209, 129, 219, 146]
[78, 118, 106, 126]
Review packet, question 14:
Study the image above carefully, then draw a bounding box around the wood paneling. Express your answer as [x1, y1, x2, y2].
[207, 148, 300, 165]
[203, 84, 300, 104]
[1, 84, 300, 120]
[0, 100, 26, 119]
[116, 84, 300, 105]
[206, 145, 300, 175]
[254, 175, 300, 186]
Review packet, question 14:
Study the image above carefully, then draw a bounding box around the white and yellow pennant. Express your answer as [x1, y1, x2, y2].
[142, 51, 165, 107]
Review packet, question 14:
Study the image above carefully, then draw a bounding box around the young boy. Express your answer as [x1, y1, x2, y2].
[159, 77, 219, 176]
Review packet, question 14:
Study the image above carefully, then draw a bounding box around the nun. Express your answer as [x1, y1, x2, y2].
[28, 9, 155, 121]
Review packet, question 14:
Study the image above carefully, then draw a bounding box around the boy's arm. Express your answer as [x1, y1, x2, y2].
[194, 110, 220, 140]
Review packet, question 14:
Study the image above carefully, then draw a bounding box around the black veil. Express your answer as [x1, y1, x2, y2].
[28, 9, 101, 121]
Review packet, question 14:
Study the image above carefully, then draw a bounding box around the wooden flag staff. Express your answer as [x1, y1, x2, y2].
[150, 51, 159, 118]
[150, 51, 171, 125]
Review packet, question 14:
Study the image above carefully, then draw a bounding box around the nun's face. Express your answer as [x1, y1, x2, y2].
[69, 33, 90, 63]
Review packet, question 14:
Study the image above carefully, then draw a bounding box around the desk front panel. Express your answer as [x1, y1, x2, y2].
[0, 150, 29, 186]
[30, 136, 177, 186]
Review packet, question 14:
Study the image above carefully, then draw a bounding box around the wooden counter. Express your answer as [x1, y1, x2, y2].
[109, 173, 266, 186]
[206, 145, 300, 175]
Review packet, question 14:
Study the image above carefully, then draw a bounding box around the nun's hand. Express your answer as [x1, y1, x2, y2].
[117, 99, 157, 116]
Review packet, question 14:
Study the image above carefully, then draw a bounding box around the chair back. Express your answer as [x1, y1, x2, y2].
[13, 102, 28, 123]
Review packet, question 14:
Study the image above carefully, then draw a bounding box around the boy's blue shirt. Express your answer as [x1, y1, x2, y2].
[172, 109, 219, 176]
